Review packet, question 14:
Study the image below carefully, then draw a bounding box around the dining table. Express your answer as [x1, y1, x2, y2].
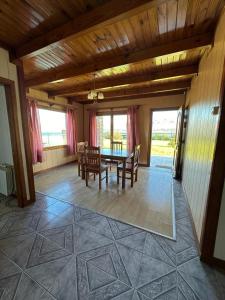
[80, 148, 133, 189]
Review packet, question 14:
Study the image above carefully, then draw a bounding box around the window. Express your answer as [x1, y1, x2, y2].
[38, 108, 67, 147]
[96, 113, 127, 149]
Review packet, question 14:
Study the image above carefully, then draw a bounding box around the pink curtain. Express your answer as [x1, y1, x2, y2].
[89, 110, 97, 146]
[66, 108, 78, 155]
[28, 101, 43, 164]
[127, 106, 140, 152]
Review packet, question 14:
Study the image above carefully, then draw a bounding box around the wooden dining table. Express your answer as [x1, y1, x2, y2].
[80, 148, 133, 189]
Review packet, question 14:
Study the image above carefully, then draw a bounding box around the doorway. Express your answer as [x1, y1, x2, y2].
[150, 109, 178, 170]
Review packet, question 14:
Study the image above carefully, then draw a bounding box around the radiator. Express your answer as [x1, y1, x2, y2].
[0, 164, 15, 196]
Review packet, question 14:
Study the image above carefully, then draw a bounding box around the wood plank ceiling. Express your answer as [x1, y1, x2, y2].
[0, 0, 224, 103]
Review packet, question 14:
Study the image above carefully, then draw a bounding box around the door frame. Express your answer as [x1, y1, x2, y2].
[148, 107, 180, 167]
[200, 64, 225, 269]
[0, 76, 29, 207]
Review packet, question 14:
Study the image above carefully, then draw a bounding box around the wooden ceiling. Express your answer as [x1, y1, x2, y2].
[0, 0, 224, 103]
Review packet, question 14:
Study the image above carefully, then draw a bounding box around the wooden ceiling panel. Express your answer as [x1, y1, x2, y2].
[0, 0, 223, 98]
[0, 0, 108, 46]
[20, 0, 222, 79]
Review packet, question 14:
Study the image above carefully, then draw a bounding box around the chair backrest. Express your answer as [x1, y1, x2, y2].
[84, 145, 100, 154]
[111, 141, 123, 151]
[131, 144, 141, 168]
[84, 146, 101, 170]
[77, 141, 88, 152]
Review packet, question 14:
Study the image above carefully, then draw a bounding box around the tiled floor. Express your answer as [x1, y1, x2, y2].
[150, 155, 173, 169]
[0, 180, 225, 299]
[35, 165, 174, 238]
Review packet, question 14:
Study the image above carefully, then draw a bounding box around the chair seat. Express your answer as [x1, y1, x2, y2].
[86, 164, 108, 173]
[117, 162, 138, 171]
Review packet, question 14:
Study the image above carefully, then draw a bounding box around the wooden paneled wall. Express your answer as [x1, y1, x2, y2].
[33, 147, 76, 173]
[182, 9, 225, 243]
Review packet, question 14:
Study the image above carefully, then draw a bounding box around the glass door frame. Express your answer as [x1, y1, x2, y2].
[96, 110, 127, 149]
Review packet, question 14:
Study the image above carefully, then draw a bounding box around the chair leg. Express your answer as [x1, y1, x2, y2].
[131, 171, 134, 188]
[86, 171, 88, 186]
[135, 169, 138, 182]
[94, 173, 96, 181]
[106, 169, 108, 184]
[110, 163, 112, 171]
[117, 168, 119, 184]
[78, 162, 80, 176]
[99, 172, 102, 189]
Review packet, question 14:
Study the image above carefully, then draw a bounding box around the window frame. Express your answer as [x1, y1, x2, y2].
[38, 106, 67, 150]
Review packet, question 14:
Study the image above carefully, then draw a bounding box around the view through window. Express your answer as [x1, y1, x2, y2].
[96, 114, 127, 149]
[151, 110, 178, 168]
[39, 108, 67, 147]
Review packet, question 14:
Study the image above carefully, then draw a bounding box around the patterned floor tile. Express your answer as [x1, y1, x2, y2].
[137, 252, 175, 289]
[39, 225, 74, 253]
[0, 252, 21, 280]
[37, 209, 74, 231]
[178, 257, 223, 299]
[78, 243, 131, 286]
[0, 212, 41, 239]
[74, 206, 100, 221]
[108, 219, 143, 240]
[117, 231, 147, 252]
[14, 273, 55, 300]
[0, 233, 36, 269]
[26, 255, 77, 300]
[0, 273, 21, 300]
[75, 214, 114, 240]
[77, 256, 131, 299]
[116, 243, 143, 287]
[138, 271, 177, 299]
[73, 224, 113, 254]
[0, 179, 225, 300]
[26, 233, 71, 268]
[144, 233, 175, 267]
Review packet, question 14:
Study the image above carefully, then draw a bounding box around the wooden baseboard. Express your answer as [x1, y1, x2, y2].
[33, 160, 77, 175]
[200, 256, 225, 272]
[139, 163, 148, 167]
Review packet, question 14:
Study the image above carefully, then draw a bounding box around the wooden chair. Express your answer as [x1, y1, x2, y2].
[84, 146, 108, 189]
[77, 141, 88, 176]
[105, 141, 123, 171]
[117, 144, 141, 187]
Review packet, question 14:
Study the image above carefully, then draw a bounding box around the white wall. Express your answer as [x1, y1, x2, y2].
[0, 85, 13, 164]
[214, 182, 225, 260]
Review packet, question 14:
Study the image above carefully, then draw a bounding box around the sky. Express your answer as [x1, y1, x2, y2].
[39, 109, 66, 133]
[152, 110, 178, 132]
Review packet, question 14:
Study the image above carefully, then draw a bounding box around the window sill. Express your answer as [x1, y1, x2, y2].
[43, 145, 67, 151]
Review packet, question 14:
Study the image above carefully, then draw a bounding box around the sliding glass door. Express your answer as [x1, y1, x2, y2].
[96, 113, 127, 149]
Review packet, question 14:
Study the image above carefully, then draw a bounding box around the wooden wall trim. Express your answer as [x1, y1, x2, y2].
[16, 62, 36, 205]
[0, 76, 27, 207]
[200, 62, 225, 268]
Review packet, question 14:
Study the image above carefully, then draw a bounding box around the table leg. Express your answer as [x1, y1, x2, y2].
[122, 158, 126, 189]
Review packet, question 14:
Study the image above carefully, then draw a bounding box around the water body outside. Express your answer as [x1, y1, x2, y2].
[150, 110, 178, 169]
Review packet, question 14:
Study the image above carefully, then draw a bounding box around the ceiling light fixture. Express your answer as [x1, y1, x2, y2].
[87, 73, 104, 103]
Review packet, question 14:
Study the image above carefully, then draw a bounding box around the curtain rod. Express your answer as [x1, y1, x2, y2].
[27, 95, 77, 110]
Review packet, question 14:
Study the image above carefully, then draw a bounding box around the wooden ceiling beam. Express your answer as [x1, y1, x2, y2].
[72, 80, 191, 101]
[25, 33, 212, 87]
[15, 0, 160, 60]
[75, 90, 186, 104]
[48, 65, 198, 96]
